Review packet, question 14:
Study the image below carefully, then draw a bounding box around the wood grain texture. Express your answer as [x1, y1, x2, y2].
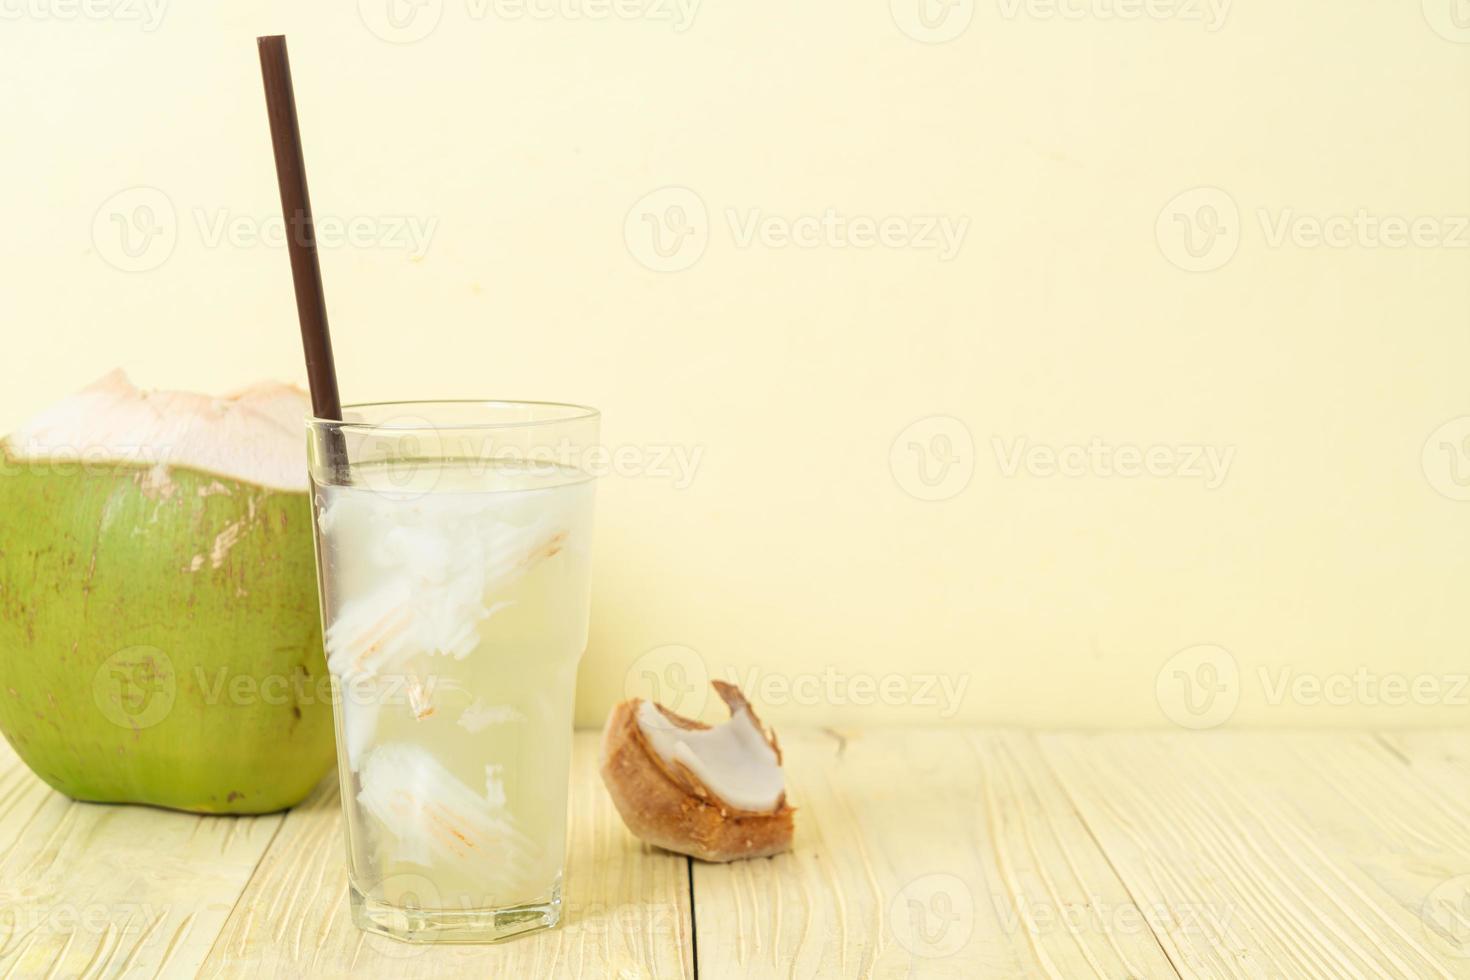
[7, 729, 1470, 978]
[1372, 731, 1470, 963]
[1040, 732, 1470, 978]
[690, 729, 1179, 979]
[198, 732, 694, 979]
[0, 738, 283, 978]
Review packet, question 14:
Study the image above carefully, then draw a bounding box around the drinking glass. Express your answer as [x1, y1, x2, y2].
[306, 400, 598, 943]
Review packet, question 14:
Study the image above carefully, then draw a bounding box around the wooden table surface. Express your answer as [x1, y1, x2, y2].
[3, 729, 1470, 978]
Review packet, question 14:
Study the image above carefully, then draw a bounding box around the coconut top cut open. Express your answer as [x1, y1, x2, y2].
[4, 370, 311, 491]
[600, 680, 795, 862]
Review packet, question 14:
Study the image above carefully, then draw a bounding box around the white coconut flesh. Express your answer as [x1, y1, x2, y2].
[357, 742, 537, 879]
[635, 700, 786, 813]
[4, 369, 310, 492]
[318, 487, 573, 772]
[322, 510, 564, 680]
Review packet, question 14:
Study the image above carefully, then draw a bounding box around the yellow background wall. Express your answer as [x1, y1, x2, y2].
[2, 2, 1467, 728]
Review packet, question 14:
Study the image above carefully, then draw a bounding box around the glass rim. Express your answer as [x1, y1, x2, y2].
[305, 399, 601, 432]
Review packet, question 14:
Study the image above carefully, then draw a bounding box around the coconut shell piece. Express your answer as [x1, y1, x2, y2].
[600, 681, 795, 862]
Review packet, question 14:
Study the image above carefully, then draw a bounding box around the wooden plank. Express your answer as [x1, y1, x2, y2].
[1041, 732, 1470, 978]
[690, 729, 1179, 979]
[0, 738, 284, 978]
[1375, 730, 1470, 810]
[1372, 731, 1470, 961]
[12, 728, 1470, 977]
[199, 732, 693, 978]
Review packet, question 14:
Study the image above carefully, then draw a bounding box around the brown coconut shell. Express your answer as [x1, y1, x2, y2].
[599, 680, 795, 862]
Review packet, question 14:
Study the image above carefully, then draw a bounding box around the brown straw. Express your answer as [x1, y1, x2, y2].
[257, 34, 343, 424]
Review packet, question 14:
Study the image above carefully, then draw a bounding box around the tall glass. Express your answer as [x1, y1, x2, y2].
[306, 401, 598, 944]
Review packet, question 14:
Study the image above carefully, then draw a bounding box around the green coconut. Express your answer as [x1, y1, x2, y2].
[0, 370, 334, 813]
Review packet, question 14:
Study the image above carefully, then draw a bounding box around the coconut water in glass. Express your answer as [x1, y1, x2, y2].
[306, 401, 597, 944]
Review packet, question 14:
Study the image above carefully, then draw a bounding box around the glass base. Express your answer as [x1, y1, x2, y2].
[349, 880, 561, 944]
